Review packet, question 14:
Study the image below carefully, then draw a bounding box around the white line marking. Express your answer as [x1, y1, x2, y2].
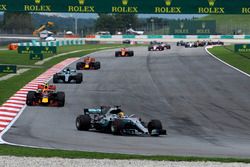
[6, 100, 26, 104]
[0, 107, 20, 112]
[13, 94, 27, 97]
[10, 97, 26, 101]
[0, 122, 9, 126]
[0, 116, 13, 121]
[0, 112, 17, 117]
[205, 46, 250, 77]
[3, 103, 24, 108]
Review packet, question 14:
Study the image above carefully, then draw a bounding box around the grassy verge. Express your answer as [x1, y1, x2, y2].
[0, 44, 127, 65]
[0, 144, 249, 163]
[0, 44, 127, 105]
[208, 45, 250, 74]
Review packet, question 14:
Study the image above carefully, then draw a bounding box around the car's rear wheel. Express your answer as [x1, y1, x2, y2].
[53, 74, 59, 83]
[76, 62, 84, 70]
[147, 120, 162, 136]
[76, 115, 91, 131]
[111, 119, 124, 135]
[26, 91, 36, 106]
[128, 51, 134, 56]
[115, 51, 120, 57]
[56, 91, 65, 107]
[94, 62, 101, 69]
[76, 73, 82, 84]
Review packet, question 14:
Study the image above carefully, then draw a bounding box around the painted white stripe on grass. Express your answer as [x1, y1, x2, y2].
[205, 46, 250, 77]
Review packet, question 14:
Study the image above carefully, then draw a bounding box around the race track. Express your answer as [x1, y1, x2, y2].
[3, 45, 250, 157]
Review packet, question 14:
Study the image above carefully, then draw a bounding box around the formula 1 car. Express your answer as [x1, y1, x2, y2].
[115, 48, 134, 57]
[26, 83, 65, 107]
[53, 67, 82, 84]
[185, 42, 195, 48]
[148, 44, 164, 51]
[76, 106, 167, 136]
[176, 40, 186, 46]
[76, 56, 101, 70]
[160, 43, 171, 50]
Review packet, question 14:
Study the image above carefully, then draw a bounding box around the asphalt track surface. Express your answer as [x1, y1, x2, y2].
[3, 45, 250, 157]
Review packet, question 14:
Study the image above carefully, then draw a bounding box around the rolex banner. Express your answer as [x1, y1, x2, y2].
[0, 65, 17, 73]
[169, 21, 216, 35]
[235, 44, 250, 53]
[0, 0, 250, 14]
[18, 46, 57, 54]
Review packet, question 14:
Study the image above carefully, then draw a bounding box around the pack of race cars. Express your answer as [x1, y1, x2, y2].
[177, 40, 224, 48]
[25, 40, 223, 137]
[25, 46, 167, 137]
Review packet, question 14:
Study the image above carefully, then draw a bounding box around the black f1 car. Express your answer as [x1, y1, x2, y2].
[53, 67, 82, 84]
[115, 48, 134, 57]
[26, 83, 65, 107]
[76, 106, 167, 136]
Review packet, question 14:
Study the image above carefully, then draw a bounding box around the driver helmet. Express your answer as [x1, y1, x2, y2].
[118, 111, 125, 118]
[43, 82, 49, 89]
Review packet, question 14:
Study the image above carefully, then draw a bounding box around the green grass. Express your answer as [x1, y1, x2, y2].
[0, 144, 250, 163]
[0, 44, 125, 66]
[208, 45, 250, 74]
[199, 15, 250, 34]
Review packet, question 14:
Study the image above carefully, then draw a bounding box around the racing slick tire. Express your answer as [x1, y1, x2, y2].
[75, 73, 82, 84]
[115, 51, 120, 57]
[111, 119, 124, 135]
[76, 115, 91, 131]
[76, 62, 84, 70]
[53, 74, 59, 83]
[94, 62, 101, 69]
[128, 51, 134, 57]
[56, 91, 65, 107]
[147, 119, 163, 137]
[26, 91, 36, 106]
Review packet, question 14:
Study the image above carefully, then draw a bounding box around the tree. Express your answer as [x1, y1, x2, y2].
[95, 14, 139, 34]
[3, 12, 34, 34]
[95, 14, 116, 34]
